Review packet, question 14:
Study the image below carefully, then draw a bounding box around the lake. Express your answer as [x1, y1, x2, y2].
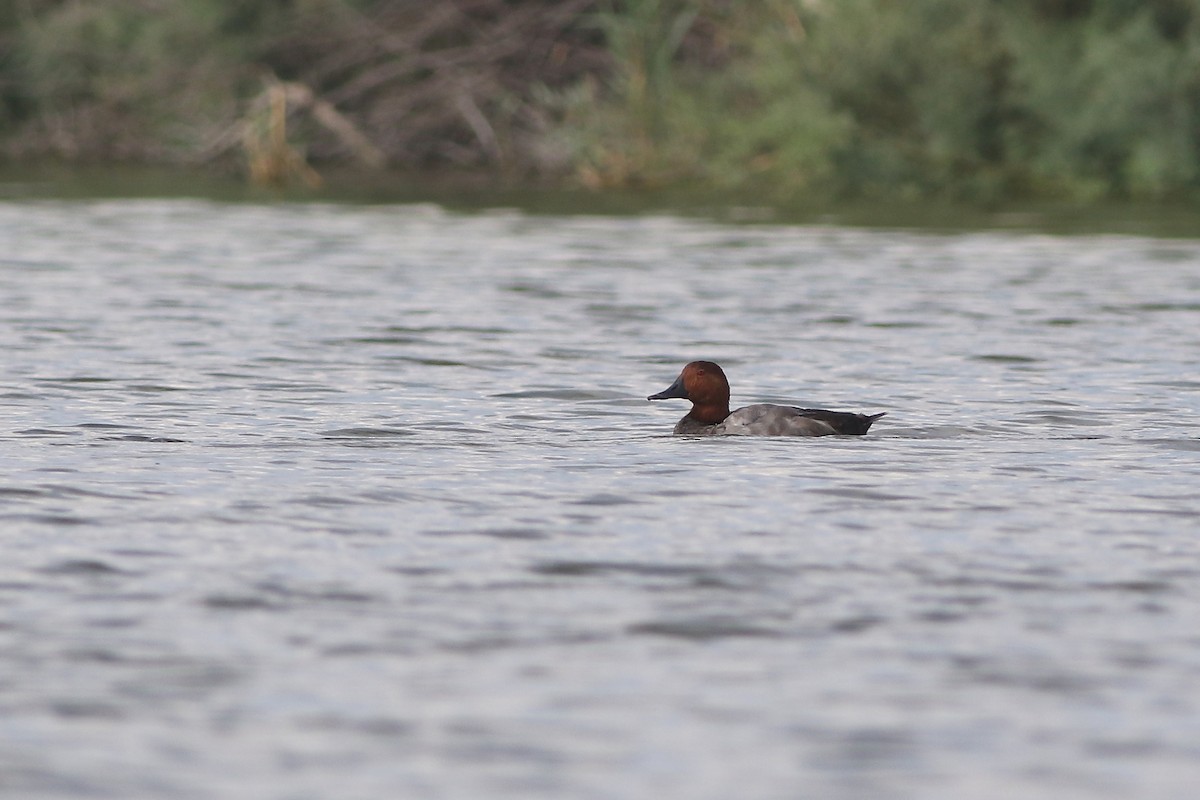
[2, 198, 1199, 799]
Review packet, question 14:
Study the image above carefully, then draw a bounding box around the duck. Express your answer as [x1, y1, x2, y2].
[648, 361, 884, 436]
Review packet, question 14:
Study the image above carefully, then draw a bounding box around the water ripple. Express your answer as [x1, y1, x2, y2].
[1, 199, 1199, 799]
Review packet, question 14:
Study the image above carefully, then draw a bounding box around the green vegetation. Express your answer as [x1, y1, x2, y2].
[3, 0, 1200, 202]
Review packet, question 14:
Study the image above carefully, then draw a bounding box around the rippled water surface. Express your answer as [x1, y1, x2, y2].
[3, 200, 1200, 799]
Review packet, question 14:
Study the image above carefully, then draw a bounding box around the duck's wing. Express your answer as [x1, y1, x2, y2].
[793, 408, 886, 435]
[722, 404, 837, 436]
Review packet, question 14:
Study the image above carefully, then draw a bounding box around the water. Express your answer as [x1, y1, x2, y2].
[2, 199, 1200, 799]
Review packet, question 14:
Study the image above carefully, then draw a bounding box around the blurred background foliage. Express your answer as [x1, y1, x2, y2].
[2, 0, 1200, 201]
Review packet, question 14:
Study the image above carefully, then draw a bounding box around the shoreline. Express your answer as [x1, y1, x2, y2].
[3, 163, 1200, 240]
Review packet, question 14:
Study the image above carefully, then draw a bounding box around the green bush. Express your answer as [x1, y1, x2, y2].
[556, 0, 1200, 201]
[1004, 4, 1200, 198]
[5, 1, 271, 160]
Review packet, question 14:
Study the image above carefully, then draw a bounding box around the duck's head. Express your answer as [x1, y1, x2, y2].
[647, 361, 731, 424]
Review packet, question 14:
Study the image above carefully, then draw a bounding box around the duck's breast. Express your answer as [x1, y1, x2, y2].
[673, 416, 723, 435]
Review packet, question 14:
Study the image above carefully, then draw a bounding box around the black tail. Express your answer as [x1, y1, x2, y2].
[795, 409, 885, 436]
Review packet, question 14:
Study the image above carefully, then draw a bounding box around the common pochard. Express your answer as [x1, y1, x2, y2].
[648, 361, 884, 436]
